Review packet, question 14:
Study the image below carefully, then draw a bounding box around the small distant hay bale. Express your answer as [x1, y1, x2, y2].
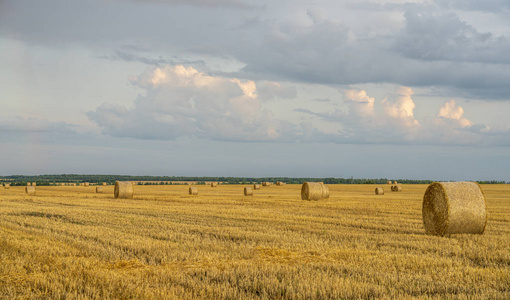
[211, 182, 218, 187]
[375, 187, 384, 195]
[84, 182, 90, 187]
[114, 181, 134, 199]
[244, 186, 254, 196]
[32, 182, 37, 187]
[4, 183, 10, 189]
[96, 187, 103, 193]
[27, 182, 31, 186]
[301, 182, 329, 200]
[387, 181, 392, 184]
[189, 187, 198, 195]
[393, 181, 398, 184]
[262, 182, 273, 187]
[103, 182, 107, 186]
[253, 184, 260, 190]
[276, 182, 286, 186]
[72, 183, 76, 186]
[391, 185, 402, 192]
[25, 186, 36, 195]
[422, 182, 487, 236]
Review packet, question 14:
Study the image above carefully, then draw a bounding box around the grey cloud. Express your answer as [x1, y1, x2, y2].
[130, 0, 255, 9]
[3, 0, 510, 101]
[101, 50, 206, 67]
[0, 116, 76, 134]
[393, 9, 510, 64]
[434, 0, 510, 12]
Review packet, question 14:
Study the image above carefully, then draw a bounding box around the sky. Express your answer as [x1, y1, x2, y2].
[1, 0, 510, 181]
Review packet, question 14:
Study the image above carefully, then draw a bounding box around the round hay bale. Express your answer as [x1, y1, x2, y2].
[395, 185, 402, 192]
[393, 181, 398, 184]
[4, 183, 10, 189]
[253, 184, 260, 190]
[103, 182, 107, 186]
[387, 181, 392, 184]
[84, 182, 90, 187]
[27, 182, 31, 186]
[422, 182, 486, 236]
[32, 182, 37, 187]
[114, 181, 134, 199]
[244, 186, 253, 196]
[211, 182, 218, 187]
[189, 187, 198, 195]
[96, 187, 103, 193]
[301, 182, 329, 200]
[25, 186, 36, 195]
[375, 187, 384, 195]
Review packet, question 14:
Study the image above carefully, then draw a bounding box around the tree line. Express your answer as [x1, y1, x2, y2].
[0, 174, 507, 186]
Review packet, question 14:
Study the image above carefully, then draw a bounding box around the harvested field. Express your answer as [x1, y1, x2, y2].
[0, 184, 509, 299]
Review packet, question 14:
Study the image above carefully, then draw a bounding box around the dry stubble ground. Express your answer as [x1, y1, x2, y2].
[0, 184, 509, 299]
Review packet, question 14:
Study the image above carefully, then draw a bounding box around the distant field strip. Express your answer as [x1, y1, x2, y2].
[1, 184, 509, 299]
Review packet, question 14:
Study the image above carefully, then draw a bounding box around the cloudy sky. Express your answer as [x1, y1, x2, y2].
[1, 0, 510, 180]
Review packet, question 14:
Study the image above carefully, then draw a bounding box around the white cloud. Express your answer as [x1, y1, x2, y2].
[89, 65, 299, 142]
[382, 86, 420, 129]
[437, 99, 472, 127]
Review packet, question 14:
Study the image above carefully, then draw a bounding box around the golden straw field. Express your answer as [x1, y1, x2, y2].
[1, 184, 509, 299]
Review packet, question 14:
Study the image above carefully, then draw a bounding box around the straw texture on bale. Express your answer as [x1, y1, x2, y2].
[25, 186, 35, 195]
[114, 181, 134, 199]
[422, 182, 487, 236]
[32, 182, 36, 187]
[244, 187, 254, 196]
[189, 187, 198, 195]
[211, 182, 218, 187]
[27, 183, 31, 186]
[375, 187, 384, 195]
[253, 184, 260, 190]
[301, 182, 329, 200]
[96, 187, 103, 193]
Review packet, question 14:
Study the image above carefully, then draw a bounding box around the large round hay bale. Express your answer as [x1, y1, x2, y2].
[244, 186, 253, 196]
[84, 182, 90, 187]
[395, 185, 402, 192]
[25, 186, 35, 195]
[422, 182, 486, 236]
[114, 181, 134, 199]
[301, 182, 329, 200]
[96, 187, 103, 193]
[375, 187, 384, 195]
[4, 183, 10, 189]
[189, 187, 198, 195]
[211, 182, 218, 187]
[253, 184, 260, 190]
